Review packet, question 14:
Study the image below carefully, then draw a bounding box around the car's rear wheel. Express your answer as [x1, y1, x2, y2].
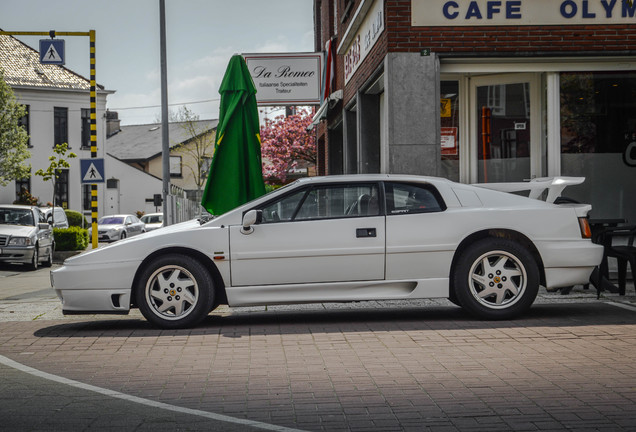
[452, 238, 539, 320]
[135, 254, 214, 329]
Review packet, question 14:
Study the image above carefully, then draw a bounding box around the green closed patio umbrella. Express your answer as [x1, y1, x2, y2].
[201, 55, 266, 215]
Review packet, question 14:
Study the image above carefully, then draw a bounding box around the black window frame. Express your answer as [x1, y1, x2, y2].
[18, 105, 31, 147]
[81, 108, 91, 149]
[54, 169, 70, 209]
[54, 106, 68, 147]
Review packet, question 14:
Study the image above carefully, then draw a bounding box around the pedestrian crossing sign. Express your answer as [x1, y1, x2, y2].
[80, 158, 105, 183]
[39, 39, 65, 65]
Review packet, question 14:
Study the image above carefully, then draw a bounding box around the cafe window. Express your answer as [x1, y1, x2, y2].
[560, 71, 636, 223]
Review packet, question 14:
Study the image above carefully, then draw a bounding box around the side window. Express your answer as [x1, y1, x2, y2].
[261, 190, 307, 223]
[386, 182, 445, 215]
[294, 184, 380, 220]
[259, 183, 380, 223]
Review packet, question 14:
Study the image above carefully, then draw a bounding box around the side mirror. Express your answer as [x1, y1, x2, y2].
[38, 223, 51, 230]
[241, 209, 262, 234]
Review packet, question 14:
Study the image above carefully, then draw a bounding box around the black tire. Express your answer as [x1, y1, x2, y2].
[29, 244, 39, 271]
[135, 254, 214, 329]
[452, 238, 539, 320]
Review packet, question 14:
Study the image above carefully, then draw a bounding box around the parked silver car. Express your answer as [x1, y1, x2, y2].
[91, 214, 146, 242]
[0, 204, 54, 270]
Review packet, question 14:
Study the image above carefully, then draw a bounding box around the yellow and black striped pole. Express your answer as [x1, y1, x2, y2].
[89, 30, 98, 249]
[0, 30, 99, 248]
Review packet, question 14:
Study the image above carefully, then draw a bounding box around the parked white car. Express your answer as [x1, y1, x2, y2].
[51, 175, 603, 328]
[91, 214, 146, 242]
[41, 206, 69, 229]
[0, 204, 54, 270]
[140, 213, 163, 231]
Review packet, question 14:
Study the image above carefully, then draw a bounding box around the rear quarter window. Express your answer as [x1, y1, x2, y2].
[385, 182, 446, 215]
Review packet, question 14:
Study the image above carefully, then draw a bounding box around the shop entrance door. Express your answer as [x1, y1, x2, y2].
[470, 74, 541, 183]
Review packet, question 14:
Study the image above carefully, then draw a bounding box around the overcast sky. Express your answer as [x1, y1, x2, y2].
[1, 0, 314, 125]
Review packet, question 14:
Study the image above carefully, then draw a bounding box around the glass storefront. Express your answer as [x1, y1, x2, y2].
[440, 81, 460, 182]
[560, 71, 636, 222]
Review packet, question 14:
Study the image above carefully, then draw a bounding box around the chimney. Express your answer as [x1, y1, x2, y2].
[106, 110, 121, 137]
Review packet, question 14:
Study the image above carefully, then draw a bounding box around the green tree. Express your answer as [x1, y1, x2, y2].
[34, 142, 77, 212]
[171, 106, 215, 202]
[0, 69, 31, 186]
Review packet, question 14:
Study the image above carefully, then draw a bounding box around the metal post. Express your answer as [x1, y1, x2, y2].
[89, 30, 98, 249]
[159, 0, 171, 226]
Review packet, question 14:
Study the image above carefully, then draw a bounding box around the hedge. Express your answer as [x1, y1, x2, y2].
[65, 209, 88, 228]
[53, 226, 89, 251]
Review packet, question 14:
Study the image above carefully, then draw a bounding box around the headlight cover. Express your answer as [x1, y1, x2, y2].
[9, 237, 32, 246]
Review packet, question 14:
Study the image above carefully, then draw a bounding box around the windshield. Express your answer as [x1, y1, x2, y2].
[99, 216, 124, 225]
[0, 208, 35, 226]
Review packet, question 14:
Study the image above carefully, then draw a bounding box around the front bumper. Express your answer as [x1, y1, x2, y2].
[0, 245, 35, 265]
[51, 259, 140, 314]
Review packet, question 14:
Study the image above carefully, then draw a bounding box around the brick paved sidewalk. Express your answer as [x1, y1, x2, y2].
[1, 301, 636, 431]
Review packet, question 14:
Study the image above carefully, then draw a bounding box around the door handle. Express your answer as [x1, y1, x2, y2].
[356, 228, 376, 238]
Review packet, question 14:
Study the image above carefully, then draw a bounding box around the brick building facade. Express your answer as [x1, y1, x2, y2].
[312, 0, 636, 222]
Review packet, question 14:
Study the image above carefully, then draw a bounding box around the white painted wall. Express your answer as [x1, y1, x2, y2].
[0, 87, 109, 215]
[104, 155, 163, 216]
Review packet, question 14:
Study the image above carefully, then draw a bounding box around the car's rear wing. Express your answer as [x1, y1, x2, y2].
[474, 177, 585, 204]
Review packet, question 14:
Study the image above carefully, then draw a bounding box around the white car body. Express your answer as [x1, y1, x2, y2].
[51, 175, 603, 328]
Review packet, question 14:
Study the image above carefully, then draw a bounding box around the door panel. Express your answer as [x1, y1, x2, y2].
[229, 216, 385, 286]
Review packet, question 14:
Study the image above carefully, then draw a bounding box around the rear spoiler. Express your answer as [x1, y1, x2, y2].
[474, 177, 585, 204]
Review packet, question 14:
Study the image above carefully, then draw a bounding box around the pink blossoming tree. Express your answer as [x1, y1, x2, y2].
[260, 108, 316, 185]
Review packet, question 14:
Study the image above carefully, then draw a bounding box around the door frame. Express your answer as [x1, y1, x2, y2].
[468, 73, 542, 184]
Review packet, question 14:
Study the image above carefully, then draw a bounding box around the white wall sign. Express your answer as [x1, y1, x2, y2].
[343, 0, 385, 84]
[243, 53, 322, 106]
[412, 0, 636, 26]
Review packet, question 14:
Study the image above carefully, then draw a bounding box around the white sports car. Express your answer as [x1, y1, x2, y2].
[51, 175, 603, 329]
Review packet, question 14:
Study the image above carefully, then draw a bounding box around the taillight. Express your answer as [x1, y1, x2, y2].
[578, 217, 592, 239]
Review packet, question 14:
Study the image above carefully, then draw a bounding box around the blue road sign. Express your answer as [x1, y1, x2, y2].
[80, 158, 105, 183]
[39, 39, 65, 65]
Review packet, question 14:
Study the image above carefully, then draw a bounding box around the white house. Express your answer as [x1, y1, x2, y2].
[0, 34, 163, 217]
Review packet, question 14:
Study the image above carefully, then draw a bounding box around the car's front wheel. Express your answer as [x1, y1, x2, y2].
[29, 244, 39, 271]
[135, 254, 215, 329]
[452, 238, 539, 320]
[43, 244, 53, 268]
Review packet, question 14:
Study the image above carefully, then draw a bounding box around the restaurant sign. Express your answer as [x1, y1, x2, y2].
[343, 0, 385, 84]
[412, 0, 636, 26]
[243, 53, 322, 106]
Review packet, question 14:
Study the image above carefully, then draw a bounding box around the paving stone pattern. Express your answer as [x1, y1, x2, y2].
[1, 302, 635, 431]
